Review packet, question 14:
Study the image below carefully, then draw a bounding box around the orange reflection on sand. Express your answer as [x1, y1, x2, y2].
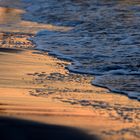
[0, 7, 73, 33]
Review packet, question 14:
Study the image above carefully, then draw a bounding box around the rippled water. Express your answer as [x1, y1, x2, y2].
[23, 0, 140, 100]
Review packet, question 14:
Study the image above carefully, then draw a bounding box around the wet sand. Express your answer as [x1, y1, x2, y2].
[0, 7, 72, 34]
[0, 32, 140, 140]
[0, 1, 140, 140]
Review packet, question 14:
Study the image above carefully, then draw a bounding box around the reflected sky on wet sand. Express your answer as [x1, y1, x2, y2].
[0, 6, 72, 34]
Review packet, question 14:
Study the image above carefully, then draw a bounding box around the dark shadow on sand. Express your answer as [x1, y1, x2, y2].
[0, 48, 22, 53]
[0, 116, 99, 140]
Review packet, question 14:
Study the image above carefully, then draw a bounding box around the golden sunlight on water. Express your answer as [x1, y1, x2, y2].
[0, 7, 23, 24]
[0, 7, 72, 33]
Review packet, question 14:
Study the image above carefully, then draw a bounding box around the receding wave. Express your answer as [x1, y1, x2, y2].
[23, 0, 140, 100]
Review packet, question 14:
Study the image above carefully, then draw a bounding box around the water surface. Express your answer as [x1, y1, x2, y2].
[9, 0, 140, 100]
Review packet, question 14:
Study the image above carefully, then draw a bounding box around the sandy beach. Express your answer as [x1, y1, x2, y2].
[0, 32, 140, 140]
[0, 1, 140, 140]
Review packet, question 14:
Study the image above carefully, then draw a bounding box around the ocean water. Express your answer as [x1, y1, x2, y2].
[23, 0, 140, 100]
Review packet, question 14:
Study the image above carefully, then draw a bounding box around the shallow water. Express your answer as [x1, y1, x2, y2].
[0, 2, 71, 33]
[7, 0, 140, 100]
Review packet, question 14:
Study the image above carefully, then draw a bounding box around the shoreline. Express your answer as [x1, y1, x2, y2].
[0, 32, 140, 140]
[0, 1, 140, 139]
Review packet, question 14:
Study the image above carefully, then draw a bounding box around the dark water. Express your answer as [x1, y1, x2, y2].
[23, 0, 140, 100]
